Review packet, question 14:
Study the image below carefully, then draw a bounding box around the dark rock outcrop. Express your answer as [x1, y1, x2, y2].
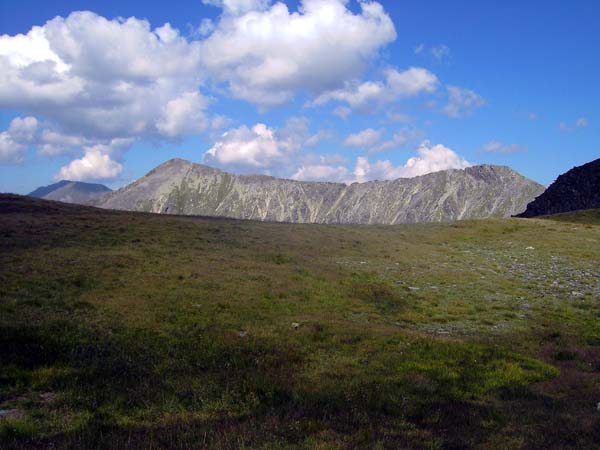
[517, 158, 600, 218]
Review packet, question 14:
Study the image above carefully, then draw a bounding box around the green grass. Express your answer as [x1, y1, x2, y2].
[1, 194, 599, 449]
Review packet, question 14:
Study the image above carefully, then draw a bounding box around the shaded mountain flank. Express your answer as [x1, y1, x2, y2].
[28, 180, 112, 205]
[92, 159, 544, 224]
[517, 158, 600, 218]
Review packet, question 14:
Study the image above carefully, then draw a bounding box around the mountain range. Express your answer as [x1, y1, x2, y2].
[88, 158, 544, 224]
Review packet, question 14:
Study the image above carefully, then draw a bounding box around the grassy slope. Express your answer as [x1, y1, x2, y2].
[0, 194, 599, 450]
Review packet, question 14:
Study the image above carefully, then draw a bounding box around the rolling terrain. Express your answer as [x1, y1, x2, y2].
[93, 159, 544, 224]
[1, 194, 599, 449]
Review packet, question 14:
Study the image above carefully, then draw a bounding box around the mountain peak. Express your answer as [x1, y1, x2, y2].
[28, 180, 111, 204]
[95, 160, 544, 224]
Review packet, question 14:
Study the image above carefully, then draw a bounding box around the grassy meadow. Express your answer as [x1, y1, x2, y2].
[0, 194, 599, 449]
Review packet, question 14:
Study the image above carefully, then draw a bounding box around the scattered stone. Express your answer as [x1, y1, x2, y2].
[40, 392, 56, 404]
[0, 409, 24, 420]
[238, 331, 248, 338]
[291, 322, 301, 329]
[526, 246, 535, 250]
[408, 287, 420, 292]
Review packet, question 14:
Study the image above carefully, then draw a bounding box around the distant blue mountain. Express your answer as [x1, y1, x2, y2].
[28, 180, 111, 204]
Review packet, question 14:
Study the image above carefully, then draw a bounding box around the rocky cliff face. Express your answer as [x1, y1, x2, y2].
[94, 159, 544, 224]
[29, 180, 111, 204]
[517, 158, 600, 218]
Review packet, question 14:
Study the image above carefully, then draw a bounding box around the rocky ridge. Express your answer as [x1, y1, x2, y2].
[94, 158, 545, 224]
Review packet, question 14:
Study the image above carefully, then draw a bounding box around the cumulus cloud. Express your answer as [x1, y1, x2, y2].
[480, 141, 527, 154]
[352, 142, 470, 182]
[444, 86, 485, 118]
[0, 116, 39, 163]
[294, 141, 470, 183]
[0, 4, 399, 177]
[310, 67, 439, 111]
[0, 133, 26, 164]
[0, 11, 214, 177]
[292, 162, 350, 182]
[343, 128, 382, 148]
[199, 0, 397, 107]
[156, 91, 210, 137]
[204, 118, 328, 172]
[37, 129, 87, 156]
[55, 139, 133, 181]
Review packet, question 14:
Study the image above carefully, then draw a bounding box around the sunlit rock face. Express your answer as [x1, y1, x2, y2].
[93, 158, 544, 224]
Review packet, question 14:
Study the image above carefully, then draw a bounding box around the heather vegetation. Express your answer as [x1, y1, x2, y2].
[0, 195, 598, 449]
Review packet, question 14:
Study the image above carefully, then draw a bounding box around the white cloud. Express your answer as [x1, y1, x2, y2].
[0, 11, 214, 172]
[55, 139, 133, 181]
[414, 43, 424, 54]
[368, 127, 426, 154]
[444, 86, 485, 118]
[204, 118, 331, 173]
[0, 116, 39, 163]
[202, 0, 271, 16]
[37, 129, 87, 156]
[199, 0, 396, 107]
[56, 148, 122, 181]
[210, 115, 233, 130]
[0, 133, 26, 164]
[205, 124, 283, 169]
[311, 67, 439, 111]
[481, 141, 527, 154]
[305, 129, 332, 147]
[292, 141, 470, 184]
[6, 116, 38, 143]
[292, 162, 350, 182]
[352, 141, 470, 182]
[575, 117, 588, 128]
[343, 128, 382, 148]
[156, 91, 210, 137]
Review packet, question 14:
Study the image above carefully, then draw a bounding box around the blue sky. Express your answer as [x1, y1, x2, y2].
[0, 0, 598, 194]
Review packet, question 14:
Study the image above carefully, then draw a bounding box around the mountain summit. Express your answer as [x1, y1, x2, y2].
[28, 180, 111, 204]
[93, 159, 544, 224]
